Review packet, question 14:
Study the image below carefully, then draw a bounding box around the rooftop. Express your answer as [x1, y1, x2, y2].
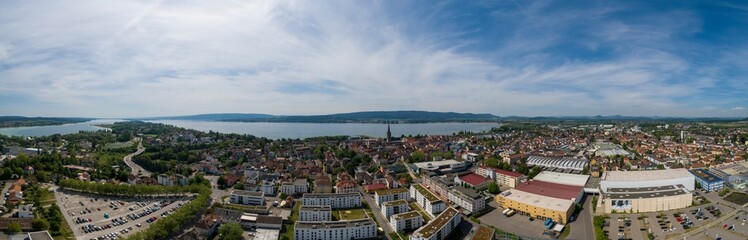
[412, 207, 459, 239]
[499, 189, 575, 212]
[459, 173, 490, 186]
[413, 184, 440, 202]
[295, 218, 376, 229]
[602, 169, 693, 182]
[303, 192, 362, 199]
[451, 186, 482, 199]
[231, 190, 264, 197]
[533, 171, 589, 187]
[607, 184, 691, 199]
[471, 226, 495, 240]
[300, 205, 332, 212]
[516, 180, 582, 201]
[689, 169, 724, 183]
[480, 166, 524, 178]
[383, 199, 408, 207]
[392, 211, 422, 220]
[375, 188, 409, 196]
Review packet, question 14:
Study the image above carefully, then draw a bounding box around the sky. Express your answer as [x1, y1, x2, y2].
[0, 0, 746, 118]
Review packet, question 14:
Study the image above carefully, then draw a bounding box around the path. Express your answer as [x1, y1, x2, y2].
[123, 138, 150, 177]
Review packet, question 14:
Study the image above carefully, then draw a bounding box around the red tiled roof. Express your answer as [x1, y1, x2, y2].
[516, 180, 582, 200]
[365, 183, 388, 191]
[459, 173, 490, 186]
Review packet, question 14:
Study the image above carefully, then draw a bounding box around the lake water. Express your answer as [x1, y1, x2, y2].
[0, 119, 119, 137]
[0, 119, 501, 139]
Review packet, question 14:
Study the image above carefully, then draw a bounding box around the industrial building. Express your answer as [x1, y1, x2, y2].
[689, 168, 725, 192]
[601, 185, 692, 213]
[600, 169, 695, 193]
[496, 180, 584, 224]
[532, 171, 590, 187]
[411, 207, 461, 240]
[526, 156, 588, 171]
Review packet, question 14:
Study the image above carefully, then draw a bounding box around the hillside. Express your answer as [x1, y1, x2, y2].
[0, 116, 91, 128]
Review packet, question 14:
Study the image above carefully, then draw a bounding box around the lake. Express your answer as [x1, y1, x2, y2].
[0, 119, 501, 139]
[0, 119, 119, 137]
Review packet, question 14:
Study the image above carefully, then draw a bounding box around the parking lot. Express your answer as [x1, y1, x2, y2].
[55, 189, 191, 240]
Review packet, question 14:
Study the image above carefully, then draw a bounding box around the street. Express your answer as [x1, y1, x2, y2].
[123, 138, 149, 177]
[568, 194, 594, 240]
[357, 186, 395, 240]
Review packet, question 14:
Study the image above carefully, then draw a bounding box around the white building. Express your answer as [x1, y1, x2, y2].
[475, 166, 526, 188]
[380, 199, 409, 218]
[410, 184, 446, 217]
[526, 156, 588, 171]
[389, 211, 423, 232]
[261, 181, 276, 196]
[533, 171, 590, 187]
[299, 205, 332, 222]
[411, 207, 461, 240]
[374, 188, 409, 206]
[448, 186, 485, 214]
[281, 179, 309, 196]
[229, 190, 265, 206]
[600, 169, 695, 193]
[302, 192, 362, 209]
[294, 219, 377, 240]
[157, 174, 189, 186]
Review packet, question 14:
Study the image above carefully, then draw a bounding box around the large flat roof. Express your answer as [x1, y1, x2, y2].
[413, 207, 459, 239]
[231, 190, 264, 197]
[533, 171, 589, 187]
[689, 169, 724, 183]
[392, 211, 422, 220]
[300, 205, 332, 212]
[302, 192, 361, 199]
[375, 188, 408, 196]
[500, 189, 575, 212]
[413, 184, 441, 202]
[607, 185, 690, 199]
[602, 169, 693, 182]
[516, 180, 582, 201]
[383, 199, 408, 207]
[295, 218, 375, 229]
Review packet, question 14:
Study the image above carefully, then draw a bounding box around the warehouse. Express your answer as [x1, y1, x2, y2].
[496, 180, 583, 224]
[602, 184, 692, 213]
[526, 156, 588, 171]
[600, 169, 695, 193]
[532, 171, 589, 187]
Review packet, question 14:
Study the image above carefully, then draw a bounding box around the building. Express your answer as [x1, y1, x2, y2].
[239, 214, 283, 230]
[410, 184, 446, 217]
[448, 186, 485, 214]
[229, 190, 265, 206]
[280, 179, 309, 196]
[421, 176, 453, 197]
[336, 180, 358, 193]
[689, 169, 725, 192]
[381, 199, 409, 218]
[496, 180, 584, 224]
[314, 177, 333, 193]
[157, 174, 189, 186]
[412, 160, 468, 174]
[600, 169, 695, 193]
[299, 205, 332, 222]
[195, 214, 221, 238]
[294, 219, 377, 240]
[470, 226, 495, 240]
[532, 171, 590, 187]
[475, 166, 526, 188]
[302, 193, 362, 209]
[454, 173, 490, 190]
[16, 204, 34, 218]
[602, 184, 692, 214]
[374, 188, 409, 206]
[389, 211, 423, 232]
[261, 181, 276, 196]
[526, 156, 588, 171]
[411, 207, 461, 240]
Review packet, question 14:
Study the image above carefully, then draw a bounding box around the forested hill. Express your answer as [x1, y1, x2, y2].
[0, 116, 90, 128]
[149, 111, 501, 123]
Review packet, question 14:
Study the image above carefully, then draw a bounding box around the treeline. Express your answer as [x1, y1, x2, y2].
[58, 179, 204, 196]
[0, 116, 89, 128]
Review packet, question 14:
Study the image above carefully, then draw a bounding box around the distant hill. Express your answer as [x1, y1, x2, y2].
[146, 111, 500, 123]
[0, 116, 91, 128]
[138, 113, 274, 121]
[236, 111, 500, 123]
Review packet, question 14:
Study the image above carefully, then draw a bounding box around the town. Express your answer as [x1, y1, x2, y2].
[0, 120, 746, 240]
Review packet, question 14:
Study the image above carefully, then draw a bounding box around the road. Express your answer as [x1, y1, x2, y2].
[667, 201, 748, 240]
[400, 157, 419, 183]
[0, 182, 10, 214]
[357, 186, 395, 240]
[123, 138, 149, 177]
[204, 176, 229, 204]
[568, 194, 594, 240]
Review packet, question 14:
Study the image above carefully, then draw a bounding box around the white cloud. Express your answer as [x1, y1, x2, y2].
[732, 107, 746, 111]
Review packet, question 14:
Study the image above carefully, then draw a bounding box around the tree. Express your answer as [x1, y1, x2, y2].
[483, 158, 500, 168]
[487, 182, 500, 194]
[33, 218, 51, 231]
[217, 176, 228, 189]
[218, 222, 244, 240]
[279, 192, 287, 199]
[6, 221, 21, 233]
[409, 150, 426, 163]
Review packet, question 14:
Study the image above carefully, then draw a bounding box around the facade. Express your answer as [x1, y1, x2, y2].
[689, 169, 725, 192]
[602, 184, 692, 214]
[381, 199, 409, 218]
[421, 176, 452, 197]
[389, 211, 423, 232]
[294, 219, 377, 240]
[302, 192, 362, 209]
[526, 156, 588, 171]
[475, 166, 526, 188]
[600, 169, 695, 193]
[157, 174, 189, 186]
[374, 188, 410, 206]
[497, 189, 575, 224]
[281, 179, 309, 196]
[410, 184, 446, 217]
[299, 205, 332, 222]
[411, 207, 461, 240]
[261, 181, 276, 196]
[454, 173, 490, 190]
[336, 180, 358, 193]
[229, 190, 265, 206]
[448, 186, 485, 214]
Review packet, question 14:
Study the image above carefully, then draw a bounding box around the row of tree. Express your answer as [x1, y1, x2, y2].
[58, 179, 204, 196]
[125, 187, 211, 240]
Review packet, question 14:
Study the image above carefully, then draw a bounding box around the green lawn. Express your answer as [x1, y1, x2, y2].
[338, 208, 367, 220]
[389, 232, 408, 240]
[332, 211, 341, 220]
[281, 203, 302, 240]
[408, 202, 432, 222]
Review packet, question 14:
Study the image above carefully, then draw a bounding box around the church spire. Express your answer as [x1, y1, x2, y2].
[386, 123, 391, 143]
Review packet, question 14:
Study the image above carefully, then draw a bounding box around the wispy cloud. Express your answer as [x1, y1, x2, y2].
[0, 0, 745, 118]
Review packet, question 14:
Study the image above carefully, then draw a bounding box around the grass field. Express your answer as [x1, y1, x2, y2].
[338, 208, 367, 220]
[103, 141, 134, 149]
[409, 202, 432, 222]
[724, 192, 748, 205]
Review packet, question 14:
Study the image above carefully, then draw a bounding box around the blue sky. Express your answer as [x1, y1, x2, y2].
[0, 0, 746, 118]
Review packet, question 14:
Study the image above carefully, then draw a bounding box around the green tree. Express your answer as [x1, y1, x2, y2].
[217, 176, 228, 189]
[218, 222, 244, 240]
[483, 158, 500, 168]
[6, 221, 21, 233]
[279, 192, 288, 199]
[33, 218, 51, 231]
[487, 182, 500, 194]
[409, 150, 426, 163]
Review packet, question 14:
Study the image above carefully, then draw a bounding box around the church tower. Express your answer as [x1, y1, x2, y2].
[386, 123, 392, 144]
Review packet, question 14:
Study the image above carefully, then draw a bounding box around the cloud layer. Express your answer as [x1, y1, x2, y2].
[0, 0, 746, 118]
